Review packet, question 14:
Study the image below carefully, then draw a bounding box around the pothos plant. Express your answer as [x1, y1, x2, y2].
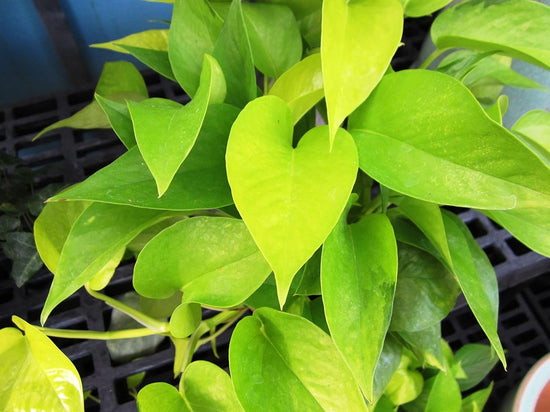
[2, 0, 550, 410]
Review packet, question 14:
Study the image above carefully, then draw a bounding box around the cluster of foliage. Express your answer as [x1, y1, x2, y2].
[2, 0, 550, 410]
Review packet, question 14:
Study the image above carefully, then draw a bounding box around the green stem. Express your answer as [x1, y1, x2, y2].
[85, 286, 169, 333]
[37, 326, 163, 340]
[362, 195, 382, 216]
[419, 48, 447, 70]
[197, 311, 245, 347]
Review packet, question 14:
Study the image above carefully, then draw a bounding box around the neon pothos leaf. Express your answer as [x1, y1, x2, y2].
[35, 61, 148, 139]
[134, 217, 271, 308]
[226, 95, 358, 307]
[128, 54, 226, 197]
[230, 308, 368, 411]
[398, 0, 452, 17]
[48, 104, 238, 211]
[269, 53, 324, 124]
[169, 0, 223, 96]
[432, 0, 550, 70]
[41, 203, 177, 324]
[322, 207, 397, 402]
[0, 317, 83, 412]
[349, 70, 550, 210]
[137, 382, 188, 412]
[321, 0, 402, 147]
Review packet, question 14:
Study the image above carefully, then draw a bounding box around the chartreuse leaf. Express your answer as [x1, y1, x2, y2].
[398, 0, 452, 17]
[137, 382, 189, 412]
[35, 61, 148, 139]
[170, 303, 202, 338]
[226, 96, 358, 307]
[484, 95, 509, 124]
[34, 201, 91, 273]
[484, 208, 550, 258]
[322, 208, 397, 402]
[230, 308, 368, 411]
[181, 361, 244, 411]
[92, 30, 175, 81]
[512, 110, 550, 167]
[432, 0, 550, 70]
[399, 325, 445, 371]
[322, 0, 402, 147]
[269, 53, 323, 124]
[129, 54, 226, 197]
[390, 243, 460, 332]
[134, 217, 272, 307]
[95, 94, 139, 149]
[384, 349, 423, 406]
[0, 317, 83, 411]
[442, 211, 505, 367]
[349, 70, 550, 210]
[213, 0, 256, 108]
[294, 248, 321, 295]
[169, 0, 223, 96]
[460, 383, 493, 412]
[41, 203, 176, 324]
[395, 197, 452, 267]
[454, 344, 498, 391]
[48, 104, 238, 211]
[242, 2, 301, 78]
[405, 371, 461, 412]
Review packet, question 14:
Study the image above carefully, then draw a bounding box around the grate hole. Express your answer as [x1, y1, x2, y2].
[466, 219, 488, 238]
[13, 99, 57, 119]
[519, 343, 547, 360]
[443, 206, 470, 215]
[68, 89, 94, 105]
[483, 245, 506, 266]
[0, 110, 5, 123]
[467, 330, 486, 343]
[27, 295, 81, 322]
[84, 388, 100, 412]
[72, 353, 95, 378]
[511, 329, 537, 346]
[0, 315, 11, 329]
[502, 313, 528, 329]
[144, 72, 161, 86]
[0, 287, 14, 303]
[506, 237, 531, 256]
[490, 220, 503, 230]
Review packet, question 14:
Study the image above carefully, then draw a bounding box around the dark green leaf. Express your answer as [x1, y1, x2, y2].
[3, 232, 43, 287]
[454, 344, 498, 391]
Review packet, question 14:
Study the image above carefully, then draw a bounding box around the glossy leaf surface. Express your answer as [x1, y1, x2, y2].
[49, 104, 238, 210]
[42, 203, 175, 324]
[0, 317, 83, 412]
[182, 361, 244, 411]
[349, 70, 550, 210]
[137, 382, 188, 412]
[35, 61, 148, 139]
[213, 0, 256, 108]
[460, 383, 493, 412]
[419, 372, 461, 412]
[390, 243, 460, 332]
[322, 0, 402, 146]
[95, 94, 140, 149]
[269, 53, 324, 124]
[129, 54, 226, 196]
[230, 308, 368, 411]
[169, 0, 222, 96]
[134, 217, 271, 307]
[399, 325, 445, 371]
[322, 211, 397, 401]
[432, 0, 550, 70]
[226, 96, 357, 306]
[512, 110, 550, 167]
[242, 2, 302, 78]
[170, 303, 202, 339]
[373, 336, 403, 401]
[442, 211, 505, 367]
[454, 344, 498, 391]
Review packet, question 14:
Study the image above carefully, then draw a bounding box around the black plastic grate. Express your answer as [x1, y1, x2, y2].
[1, 18, 549, 411]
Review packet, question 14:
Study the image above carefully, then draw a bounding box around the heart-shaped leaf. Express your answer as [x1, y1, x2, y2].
[169, 303, 202, 339]
[41, 203, 176, 324]
[432, 0, 550, 70]
[213, 0, 256, 108]
[321, 0, 402, 147]
[169, 0, 223, 96]
[322, 209, 398, 402]
[48, 104, 239, 211]
[134, 217, 272, 308]
[137, 382, 189, 412]
[129, 54, 226, 197]
[226, 95, 358, 306]
[181, 361, 244, 411]
[269, 53, 324, 124]
[230, 308, 368, 411]
[1, 317, 83, 412]
[349, 70, 550, 210]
